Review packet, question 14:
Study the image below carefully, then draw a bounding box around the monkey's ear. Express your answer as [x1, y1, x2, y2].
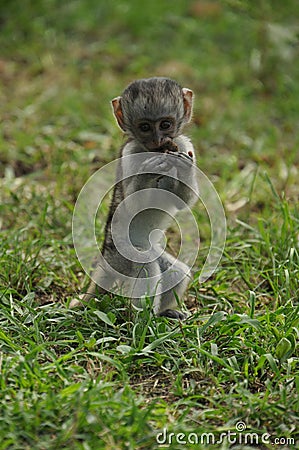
[182, 88, 193, 123]
[111, 96, 126, 131]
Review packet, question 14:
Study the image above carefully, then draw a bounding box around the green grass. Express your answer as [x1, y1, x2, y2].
[0, 0, 298, 449]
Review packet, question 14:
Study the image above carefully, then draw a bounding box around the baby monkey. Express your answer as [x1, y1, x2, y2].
[72, 77, 198, 319]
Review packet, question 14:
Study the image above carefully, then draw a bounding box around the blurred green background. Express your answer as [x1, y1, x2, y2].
[1, 0, 298, 281]
[1, 0, 298, 191]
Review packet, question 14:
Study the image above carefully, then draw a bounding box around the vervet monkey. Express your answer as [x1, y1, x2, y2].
[71, 77, 198, 319]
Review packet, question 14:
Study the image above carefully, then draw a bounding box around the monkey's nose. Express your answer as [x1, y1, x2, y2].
[157, 135, 167, 147]
[152, 127, 163, 146]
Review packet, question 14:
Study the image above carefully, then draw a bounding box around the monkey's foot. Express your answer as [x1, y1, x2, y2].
[158, 309, 187, 320]
[69, 295, 85, 308]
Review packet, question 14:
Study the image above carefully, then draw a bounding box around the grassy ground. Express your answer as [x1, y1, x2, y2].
[0, 0, 298, 449]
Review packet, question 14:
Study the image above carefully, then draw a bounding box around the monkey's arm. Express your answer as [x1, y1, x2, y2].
[119, 137, 198, 209]
[119, 141, 174, 197]
[163, 135, 198, 208]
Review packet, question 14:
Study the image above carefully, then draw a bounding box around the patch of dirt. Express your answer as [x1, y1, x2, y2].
[0, 158, 47, 178]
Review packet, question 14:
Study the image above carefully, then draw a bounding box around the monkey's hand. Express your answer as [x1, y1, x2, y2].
[171, 136, 195, 162]
[122, 153, 178, 198]
[157, 137, 195, 161]
[140, 153, 178, 179]
[175, 150, 194, 162]
[157, 148, 198, 208]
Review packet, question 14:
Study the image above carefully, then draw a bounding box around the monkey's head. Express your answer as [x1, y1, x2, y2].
[111, 77, 193, 151]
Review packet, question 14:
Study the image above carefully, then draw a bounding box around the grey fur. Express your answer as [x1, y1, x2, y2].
[71, 77, 197, 319]
[121, 77, 185, 130]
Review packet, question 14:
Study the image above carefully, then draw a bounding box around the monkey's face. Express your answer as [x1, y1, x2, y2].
[133, 117, 177, 151]
[111, 77, 194, 150]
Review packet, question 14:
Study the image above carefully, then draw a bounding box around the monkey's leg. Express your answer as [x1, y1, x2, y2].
[71, 251, 162, 309]
[69, 261, 111, 308]
[154, 252, 190, 320]
[128, 259, 161, 309]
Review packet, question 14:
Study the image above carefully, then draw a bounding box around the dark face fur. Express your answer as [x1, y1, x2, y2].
[112, 77, 193, 151]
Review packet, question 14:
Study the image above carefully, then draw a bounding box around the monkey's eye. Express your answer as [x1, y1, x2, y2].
[160, 120, 172, 130]
[139, 123, 151, 132]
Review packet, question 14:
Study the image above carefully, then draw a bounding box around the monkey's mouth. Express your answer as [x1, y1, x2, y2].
[155, 139, 179, 154]
[150, 139, 193, 161]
